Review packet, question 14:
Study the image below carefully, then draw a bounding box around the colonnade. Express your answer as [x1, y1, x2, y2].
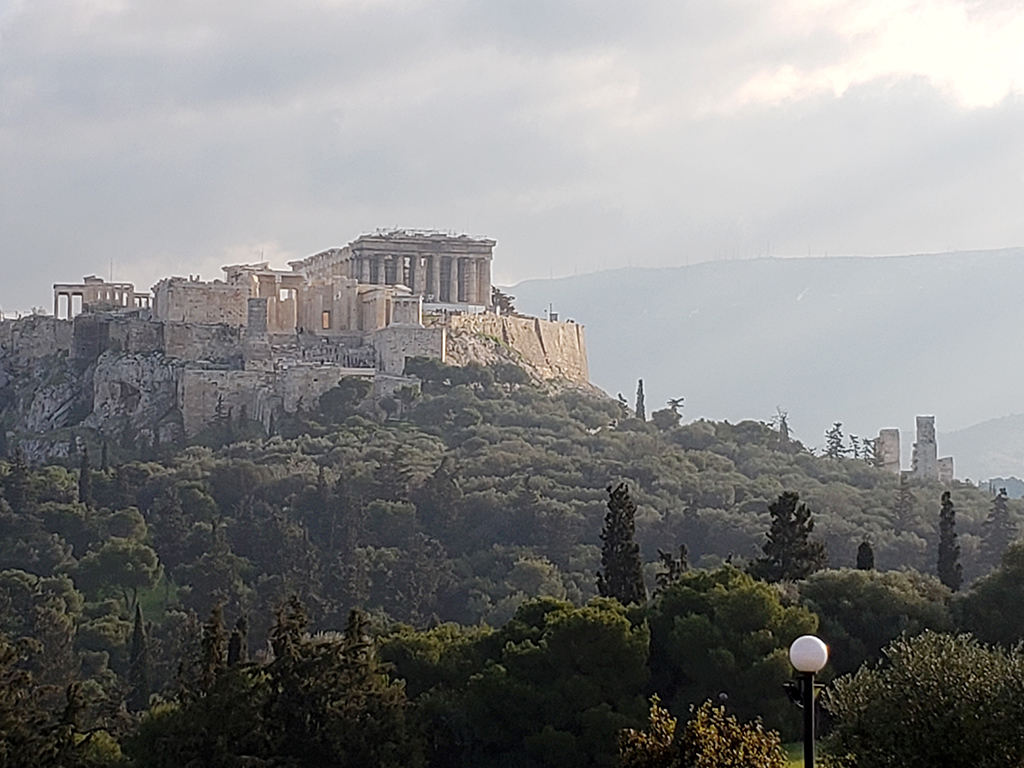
[351, 254, 491, 305]
[53, 282, 151, 319]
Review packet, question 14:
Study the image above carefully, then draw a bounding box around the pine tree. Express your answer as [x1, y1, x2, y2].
[938, 491, 963, 591]
[128, 603, 150, 711]
[849, 434, 862, 460]
[635, 380, 646, 421]
[597, 482, 647, 605]
[983, 487, 1016, 564]
[655, 544, 688, 593]
[856, 540, 875, 570]
[824, 422, 847, 459]
[748, 491, 826, 582]
[862, 436, 878, 466]
[77, 445, 93, 509]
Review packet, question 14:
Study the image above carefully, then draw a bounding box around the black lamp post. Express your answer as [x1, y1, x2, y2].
[789, 635, 828, 768]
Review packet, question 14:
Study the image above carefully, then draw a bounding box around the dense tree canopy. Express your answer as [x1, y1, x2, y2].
[0, 358, 1014, 765]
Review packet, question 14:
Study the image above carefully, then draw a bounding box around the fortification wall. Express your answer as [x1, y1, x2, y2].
[179, 364, 374, 436]
[179, 369, 273, 437]
[153, 279, 248, 325]
[279, 366, 374, 413]
[372, 326, 445, 375]
[163, 323, 243, 363]
[0, 316, 73, 363]
[447, 314, 588, 384]
[108, 318, 164, 355]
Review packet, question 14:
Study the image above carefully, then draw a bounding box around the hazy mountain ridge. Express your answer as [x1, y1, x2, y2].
[509, 248, 1024, 479]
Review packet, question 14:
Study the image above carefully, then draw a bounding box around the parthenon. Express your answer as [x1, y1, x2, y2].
[292, 230, 495, 306]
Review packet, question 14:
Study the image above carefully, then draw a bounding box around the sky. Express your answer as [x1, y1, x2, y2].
[3, 0, 1024, 313]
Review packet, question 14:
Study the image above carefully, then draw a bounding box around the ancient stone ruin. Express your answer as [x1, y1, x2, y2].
[0, 231, 589, 457]
[875, 415, 954, 482]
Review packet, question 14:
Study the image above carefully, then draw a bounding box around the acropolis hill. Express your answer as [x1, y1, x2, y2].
[0, 231, 589, 458]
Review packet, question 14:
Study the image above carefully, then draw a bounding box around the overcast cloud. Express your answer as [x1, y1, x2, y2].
[2, 0, 1024, 311]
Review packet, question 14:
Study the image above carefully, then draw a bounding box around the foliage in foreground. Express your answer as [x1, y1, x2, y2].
[824, 632, 1024, 768]
[125, 599, 421, 768]
[647, 565, 817, 735]
[620, 697, 786, 768]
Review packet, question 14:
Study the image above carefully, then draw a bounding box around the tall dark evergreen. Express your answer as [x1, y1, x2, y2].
[938, 491, 963, 591]
[655, 544, 688, 593]
[824, 422, 847, 459]
[597, 482, 647, 605]
[4, 447, 29, 513]
[77, 445, 93, 509]
[635, 380, 646, 421]
[748, 491, 826, 582]
[128, 603, 150, 712]
[100, 440, 109, 472]
[856, 540, 875, 570]
[983, 487, 1016, 564]
[199, 605, 227, 695]
[227, 615, 248, 666]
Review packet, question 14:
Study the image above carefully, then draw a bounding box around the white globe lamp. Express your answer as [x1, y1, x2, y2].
[789, 635, 828, 674]
[789, 635, 828, 768]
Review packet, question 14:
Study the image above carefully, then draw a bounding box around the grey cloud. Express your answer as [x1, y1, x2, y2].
[2, 1, 1024, 313]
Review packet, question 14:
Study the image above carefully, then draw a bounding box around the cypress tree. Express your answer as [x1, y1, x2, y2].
[983, 487, 1015, 564]
[200, 604, 227, 694]
[748, 491, 826, 582]
[597, 482, 647, 605]
[856, 540, 875, 570]
[4, 447, 29, 514]
[227, 615, 248, 666]
[100, 440, 109, 472]
[635, 380, 646, 421]
[128, 603, 150, 711]
[938, 491, 963, 591]
[78, 445, 93, 509]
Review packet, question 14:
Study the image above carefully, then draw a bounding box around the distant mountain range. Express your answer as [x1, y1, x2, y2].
[508, 248, 1024, 481]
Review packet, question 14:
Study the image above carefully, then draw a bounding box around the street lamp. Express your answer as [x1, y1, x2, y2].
[789, 635, 828, 768]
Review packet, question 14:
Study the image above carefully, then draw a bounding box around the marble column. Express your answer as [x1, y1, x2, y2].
[450, 258, 461, 303]
[466, 259, 479, 304]
[478, 258, 492, 306]
[430, 253, 442, 299]
[360, 256, 371, 284]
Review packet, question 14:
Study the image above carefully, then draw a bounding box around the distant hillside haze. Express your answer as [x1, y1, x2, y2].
[941, 415, 1024, 484]
[509, 248, 1024, 478]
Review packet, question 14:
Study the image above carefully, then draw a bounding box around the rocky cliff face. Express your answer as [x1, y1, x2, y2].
[445, 314, 590, 386]
[0, 310, 594, 457]
[83, 352, 184, 446]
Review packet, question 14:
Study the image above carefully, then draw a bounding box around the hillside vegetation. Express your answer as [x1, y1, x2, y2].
[510, 248, 1024, 476]
[0, 360, 1020, 766]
